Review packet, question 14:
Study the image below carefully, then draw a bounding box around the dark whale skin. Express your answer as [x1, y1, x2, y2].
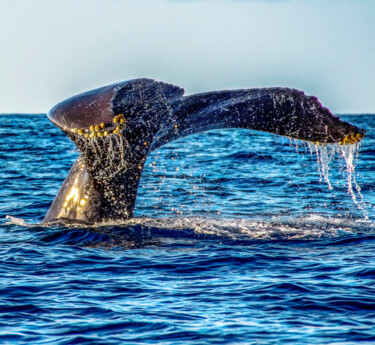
[44, 79, 365, 223]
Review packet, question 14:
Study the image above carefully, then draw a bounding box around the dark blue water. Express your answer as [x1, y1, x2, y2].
[1, 114, 375, 344]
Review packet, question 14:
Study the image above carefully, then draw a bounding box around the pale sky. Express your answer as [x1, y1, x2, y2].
[0, 0, 374, 113]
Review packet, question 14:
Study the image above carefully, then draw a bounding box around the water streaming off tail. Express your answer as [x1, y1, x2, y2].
[308, 142, 366, 216]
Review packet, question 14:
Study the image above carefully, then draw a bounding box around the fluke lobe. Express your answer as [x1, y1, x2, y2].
[43, 78, 365, 224]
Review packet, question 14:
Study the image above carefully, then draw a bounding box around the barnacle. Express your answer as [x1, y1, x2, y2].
[71, 113, 127, 139]
[339, 132, 364, 145]
[113, 113, 124, 124]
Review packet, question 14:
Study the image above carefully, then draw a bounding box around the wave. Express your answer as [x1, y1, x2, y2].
[5, 214, 374, 249]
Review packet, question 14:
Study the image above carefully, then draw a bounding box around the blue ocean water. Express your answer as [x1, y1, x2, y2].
[1, 114, 375, 344]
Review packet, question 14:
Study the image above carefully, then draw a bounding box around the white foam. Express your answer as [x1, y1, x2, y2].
[5, 213, 374, 242]
[4, 215, 31, 227]
[92, 215, 375, 241]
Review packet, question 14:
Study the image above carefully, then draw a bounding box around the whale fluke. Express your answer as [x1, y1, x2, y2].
[43, 78, 365, 223]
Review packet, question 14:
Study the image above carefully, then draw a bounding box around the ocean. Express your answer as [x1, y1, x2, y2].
[1, 114, 374, 344]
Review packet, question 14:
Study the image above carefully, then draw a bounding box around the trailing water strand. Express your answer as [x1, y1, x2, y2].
[340, 143, 368, 217]
[306, 142, 367, 215]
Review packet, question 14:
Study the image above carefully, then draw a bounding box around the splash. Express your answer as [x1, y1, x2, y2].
[5, 215, 30, 226]
[6, 214, 374, 242]
[308, 142, 367, 215]
[312, 143, 335, 189]
[340, 143, 366, 213]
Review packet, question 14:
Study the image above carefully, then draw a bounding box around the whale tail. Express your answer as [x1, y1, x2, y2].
[43, 79, 365, 224]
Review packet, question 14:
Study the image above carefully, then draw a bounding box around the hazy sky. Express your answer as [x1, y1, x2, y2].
[0, 0, 374, 113]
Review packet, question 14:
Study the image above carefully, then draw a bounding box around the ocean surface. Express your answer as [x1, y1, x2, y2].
[1, 114, 375, 344]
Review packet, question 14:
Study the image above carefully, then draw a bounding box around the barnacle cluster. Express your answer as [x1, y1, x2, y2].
[310, 132, 364, 146]
[339, 133, 364, 145]
[69, 113, 126, 139]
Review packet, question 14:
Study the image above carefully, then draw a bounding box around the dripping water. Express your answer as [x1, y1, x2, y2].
[340, 143, 367, 215]
[307, 142, 367, 216]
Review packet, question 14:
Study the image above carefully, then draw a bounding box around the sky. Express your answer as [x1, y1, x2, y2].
[0, 0, 374, 114]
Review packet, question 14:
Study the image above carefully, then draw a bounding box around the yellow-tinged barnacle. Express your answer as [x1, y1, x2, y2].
[113, 113, 124, 124]
[90, 125, 95, 132]
[113, 126, 122, 134]
[85, 134, 90, 139]
[100, 122, 105, 129]
[95, 124, 100, 131]
[90, 132, 96, 138]
[78, 129, 84, 135]
[97, 132, 103, 137]
[340, 134, 355, 145]
[119, 117, 126, 124]
[103, 131, 109, 136]
[71, 128, 77, 133]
